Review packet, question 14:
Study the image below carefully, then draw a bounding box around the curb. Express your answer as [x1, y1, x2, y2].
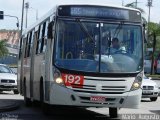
[0, 100, 20, 112]
[151, 78, 160, 80]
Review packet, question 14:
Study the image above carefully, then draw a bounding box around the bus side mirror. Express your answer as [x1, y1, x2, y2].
[47, 22, 53, 39]
[143, 23, 147, 43]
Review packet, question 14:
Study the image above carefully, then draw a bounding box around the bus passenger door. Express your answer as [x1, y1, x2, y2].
[18, 37, 27, 95]
[44, 21, 54, 101]
[30, 30, 37, 99]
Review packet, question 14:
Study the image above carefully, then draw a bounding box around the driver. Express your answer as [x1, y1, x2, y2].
[110, 38, 120, 53]
[112, 38, 120, 50]
[110, 38, 126, 53]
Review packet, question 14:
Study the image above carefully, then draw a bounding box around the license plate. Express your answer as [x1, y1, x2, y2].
[143, 91, 152, 94]
[4, 84, 12, 86]
[90, 96, 106, 102]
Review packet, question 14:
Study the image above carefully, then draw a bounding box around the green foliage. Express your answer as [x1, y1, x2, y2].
[148, 22, 160, 35]
[147, 22, 160, 48]
[0, 39, 9, 57]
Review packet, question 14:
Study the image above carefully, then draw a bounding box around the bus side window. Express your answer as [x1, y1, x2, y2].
[29, 30, 34, 56]
[39, 22, 46, 53]
[24, 34, 29, 58]
[27, 31, 33, 57]
[18, 38, 23, 59]
[36, 25, 41, 54]
[43, 20, 49, 53]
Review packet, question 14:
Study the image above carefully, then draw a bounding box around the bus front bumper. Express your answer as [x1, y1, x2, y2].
[49, 84, 142, 109]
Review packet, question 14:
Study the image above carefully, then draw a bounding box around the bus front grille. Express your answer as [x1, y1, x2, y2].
[71, 84, 125, 94]
[67, 76, 128, 94]
[73, 89, 124, 94]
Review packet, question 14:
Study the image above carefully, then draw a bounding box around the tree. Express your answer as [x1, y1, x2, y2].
[0, 39, 9, 57]
[147, 22, 160, 50]
[146, 22, 160, 74]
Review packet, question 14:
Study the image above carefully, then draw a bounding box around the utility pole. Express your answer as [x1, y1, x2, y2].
[147, 0, 153, 74]
[151, 32, 156, 74]
[147, 0, 153, 39]
[122, 0, 124, 6]
[135, 0, 138, 8]
[25, 2, 29, 28]
[21, 0, 25, 35]
[30, 7, 38, 20]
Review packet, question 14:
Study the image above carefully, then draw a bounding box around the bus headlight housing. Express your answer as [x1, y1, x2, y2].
[130, 73, 143, 91]
[53, 68, 64, 85]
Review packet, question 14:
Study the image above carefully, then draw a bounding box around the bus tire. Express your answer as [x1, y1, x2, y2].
[150, 97, 157, 101]
[40, 78, 51, 115]
[24, 79, 32, 107]
[13, 90, 19, 94]
[109, 107, 118, 118]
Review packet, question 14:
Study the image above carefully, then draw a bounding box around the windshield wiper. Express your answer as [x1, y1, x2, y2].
[113, 22, 124, 38]
[107, 31, 112, 56]
[76, 19, 94, 42]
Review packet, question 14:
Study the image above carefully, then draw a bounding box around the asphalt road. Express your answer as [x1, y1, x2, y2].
[0, 80, 160, 120]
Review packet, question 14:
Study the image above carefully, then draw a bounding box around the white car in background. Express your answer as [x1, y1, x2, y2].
[141, 75, 159, 101]
[144, 56, 151, 74]
[0, 64, 18, 94]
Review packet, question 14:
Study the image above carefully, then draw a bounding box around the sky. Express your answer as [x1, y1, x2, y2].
[0, 0, 160, 30]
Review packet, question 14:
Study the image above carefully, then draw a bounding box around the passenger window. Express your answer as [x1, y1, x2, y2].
[18, 38, 23, 59]
[39, 22, 46, 53]
[27, 32, 32, 57]
[24, 34, 29, 58]
[29, 30, 34, 56]
[43, 20, 50, 52]
[36, 25, 41, 54]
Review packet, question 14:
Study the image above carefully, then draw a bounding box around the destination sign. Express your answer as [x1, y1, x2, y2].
[58, 5, 141, 22]
[0, 11, 4, 19]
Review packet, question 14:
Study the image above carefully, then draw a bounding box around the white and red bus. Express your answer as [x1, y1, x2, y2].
[18, 4, 144, 118]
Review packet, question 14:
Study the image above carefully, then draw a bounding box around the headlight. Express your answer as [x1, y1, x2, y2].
[55, 77, 63, 84]
[130, 72, 143, 91]
[53, 68, 64, 86]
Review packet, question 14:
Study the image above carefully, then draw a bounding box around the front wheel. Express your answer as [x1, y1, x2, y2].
[109, 107, 118, 118]
[40, 78, 51, 115]
[24, 79, 32, 107]
[150, 97, 157, 101]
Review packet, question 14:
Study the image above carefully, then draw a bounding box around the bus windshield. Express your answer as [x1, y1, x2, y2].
[54, 18, 143, 73]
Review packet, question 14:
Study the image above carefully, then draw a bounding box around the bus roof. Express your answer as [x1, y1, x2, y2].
[22, 3, 141, 35]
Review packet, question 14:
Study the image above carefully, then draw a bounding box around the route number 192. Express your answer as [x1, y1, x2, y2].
[62, 73, 84, 88]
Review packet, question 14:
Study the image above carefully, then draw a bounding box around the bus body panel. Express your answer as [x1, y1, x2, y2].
[49, 82, 142, 108]
[32, 54, 45, 100]
[23, 57, 31, 98]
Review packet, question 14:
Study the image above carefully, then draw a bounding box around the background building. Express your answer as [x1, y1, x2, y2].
[0, 29, 19, 65]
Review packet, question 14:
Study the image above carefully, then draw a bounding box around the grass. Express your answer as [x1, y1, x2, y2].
[146, 74, 160, 79]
